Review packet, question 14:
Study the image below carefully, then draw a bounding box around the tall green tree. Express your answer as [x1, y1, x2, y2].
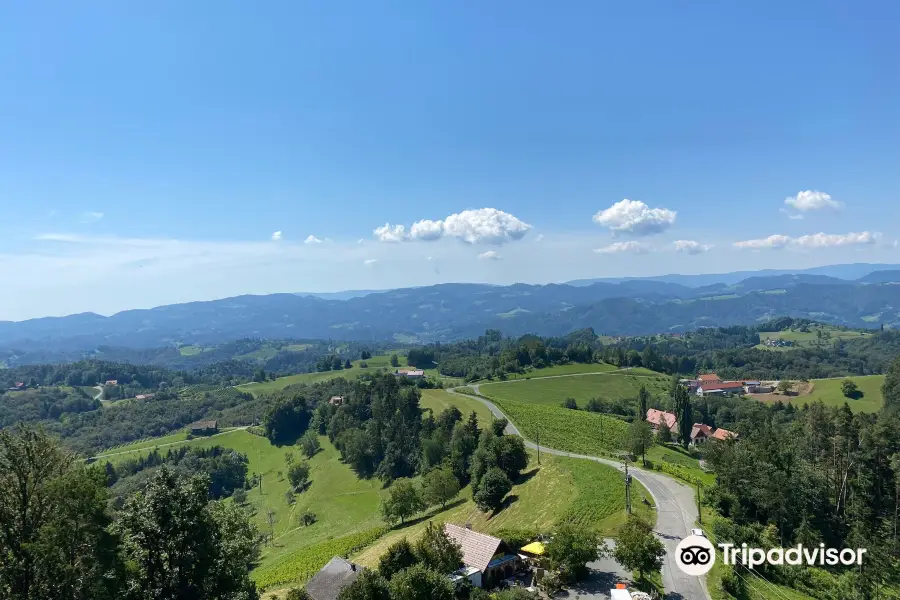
[883, 358, 900, 412]
[337, 570, 390, 600]
[473, 467, 512, 512]
[388, 564, 454, 600]
[0, 426, 120, 600]
[638, 386, 649, 421]
[613, 514, 665, 583]
[413, 522, 463, 574]
[421, 466, 460, 509]
[627, 419, 654, 466]
[378, 538, 418, 580]
[546, 524, 605, 582]
[381, 479, 425, 524]
[113, 466, 260, 600]
[673, 383, 692, 448]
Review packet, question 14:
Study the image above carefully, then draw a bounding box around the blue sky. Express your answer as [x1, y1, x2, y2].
[2, 1, 899, 320]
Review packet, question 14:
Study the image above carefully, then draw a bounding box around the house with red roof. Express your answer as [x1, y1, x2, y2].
[711, 428, 738, 441]
[696, 381, 745, 396]
[646, 408, 678, 433]
[690, 423, 714, 444]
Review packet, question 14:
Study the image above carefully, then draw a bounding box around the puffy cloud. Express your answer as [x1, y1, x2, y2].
[593, 241, 650, 254]
[409, 219, 444, 241]
[592, 199, 676, 236]
[733, 235, 792, 249]
[785, 190, 842, 212]
[81, 211, 104, 224]
[478, 250, 500, 260]
[271, 231, 283, 241]
[374, 208, 531, 245]
[363, 258, 378, 265]
[373, 223, 407, 242]
[442, 208, 531, 244]
[304, 234, 324, 244]
[536, 234, 545, 242]
[734, 232, 877, 250]
[793, 231, 878, 248]
[673, 240, 712, 254]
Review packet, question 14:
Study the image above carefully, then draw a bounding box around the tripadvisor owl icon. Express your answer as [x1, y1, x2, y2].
[675, 535, 716, 576]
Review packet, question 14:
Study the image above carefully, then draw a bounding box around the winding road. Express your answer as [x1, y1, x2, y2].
[449, 384, 709, 600]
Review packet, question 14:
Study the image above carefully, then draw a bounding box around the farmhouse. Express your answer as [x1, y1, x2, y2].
[690, 423, 713, 445]
[646, 408, 678, 434]
[711, 428, 738, 441]
[10, 382, 26, 391]
[189, 420, 218, 436]
[105, 379, 118, 386]
[698, 373, 722, 385]
[305, 557, 363, 600]
[329, 395, 345, 406]
[444, 524, 519, 588]
[696, 381, 745, 396]
[395, 368, 425, 379]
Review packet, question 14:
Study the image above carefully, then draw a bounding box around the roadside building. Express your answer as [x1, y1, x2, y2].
[305, 557, 363, 600]
[189, 420, 218, 436]
[444, 523, 519, 588]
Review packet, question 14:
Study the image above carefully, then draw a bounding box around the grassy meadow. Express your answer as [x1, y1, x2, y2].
[786, 374, 886, 413]
[756, 325, 872, 351]
[478, 368, 671, 407]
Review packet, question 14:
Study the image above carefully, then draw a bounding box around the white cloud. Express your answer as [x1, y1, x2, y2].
[673, 240, 712, 254]
[734, 231, 877, 250]
[478, 250, 500, 260]
[81, 211, 104, 224]
[536, 234, 545, 242]
[271, 231, 283, 241]
[304, 235, 324, 244]
[363, 258, 378, 265]
[441, 208, 531, 244]
[593, 241, 650, 254]
[409, 219, 445, 241]
[785, 190, 842, 212]
[357, 238, 365, 244]
[592, 199, 676, 236]
[788, 213, 804, 220]
[793, 231, 878, 248]
[376, 208, 531, 245]
[733, 235, 792, 249]
[373, 223, 407, 243]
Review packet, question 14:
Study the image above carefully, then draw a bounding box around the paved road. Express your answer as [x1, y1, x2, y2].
[449, 386, 709, 600]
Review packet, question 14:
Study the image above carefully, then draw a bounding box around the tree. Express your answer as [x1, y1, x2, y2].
[378, 537, 418, 579]
[232, 488, 248, 504]
[287, 461, 311, 491]
[300, 430, 321, 458]
[414, 522, 463, 574]
[345, 359, 353, 370]
[884, 357, 900, 412]
[673, 383, 692, 449]
[264, 393, 311, 445]
[474, 467, 512, 512]
[390, 354, 400, 368]
[657, 421, 672, 444]
[337, 570, 390, 600]
[381, 479, 425, 524]
[842, 379, 860, 399]
[388, 564, 454, 600]
[546, 524, 604, 582]
[114, 467, 260, 600]
[628, 419, 654, 466]
[422, 466, 460, 509]
[286, 589, 313, 600]
[638, 386, 649, 420]
[777, 380, 795, 396]
[0, 426, 120, 600]
[361, 349, 372, 360]
[253, 369, 267, 383]
[562, 397, 578, 410]
[613, 514, 665, 583]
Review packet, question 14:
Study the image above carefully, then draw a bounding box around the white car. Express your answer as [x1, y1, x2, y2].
[690, 528, 706, 537]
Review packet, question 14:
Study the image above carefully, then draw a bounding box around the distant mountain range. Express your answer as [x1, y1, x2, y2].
[3, 263, 900, 354]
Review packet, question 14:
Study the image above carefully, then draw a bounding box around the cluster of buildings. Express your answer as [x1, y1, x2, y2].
[7, 381, 28, 391]
[762, 338, 794, 348]
[683, 373, 774, 397]
[646, 408, 737, 445]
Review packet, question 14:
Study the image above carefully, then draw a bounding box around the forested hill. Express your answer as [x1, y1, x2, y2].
[3, 268, 900, 353]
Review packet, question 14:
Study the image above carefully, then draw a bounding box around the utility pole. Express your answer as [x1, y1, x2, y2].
[536, 427, 541, 465]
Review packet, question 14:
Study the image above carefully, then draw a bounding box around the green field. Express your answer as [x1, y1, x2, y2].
[794, 375, 885, 412]
[178, 345, 203, 356]
[352, 451, 650, 568]
[236, 354, 407, 396]
[757, 325, 871, 351]
[479, 369, 670, 407]
[419, 389, 493, 425]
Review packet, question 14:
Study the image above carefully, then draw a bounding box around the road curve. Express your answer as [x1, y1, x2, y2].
[449, 386, 709, 600]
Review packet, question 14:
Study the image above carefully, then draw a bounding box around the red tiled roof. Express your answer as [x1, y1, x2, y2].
[444, 524, 501, 573]
[646, 408, 677, 430]
[711, 428, 737, 441]
[698, 374, 721, 382]
[700, 381, 744, 391]
[690, 423, 713, 440]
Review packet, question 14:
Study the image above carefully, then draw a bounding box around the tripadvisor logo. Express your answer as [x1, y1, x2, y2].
[674, 534, 868, 576]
